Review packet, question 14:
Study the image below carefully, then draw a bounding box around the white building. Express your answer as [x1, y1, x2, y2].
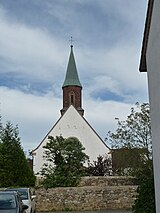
[140, 0, 160, 212]
[32, 45, 110, 175]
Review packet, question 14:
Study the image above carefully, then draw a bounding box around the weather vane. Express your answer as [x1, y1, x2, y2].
[69, 36, 74, 47]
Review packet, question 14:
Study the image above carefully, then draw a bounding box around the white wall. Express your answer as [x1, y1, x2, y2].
[146, 0, 160, 211]
[32, 105, 110, 175]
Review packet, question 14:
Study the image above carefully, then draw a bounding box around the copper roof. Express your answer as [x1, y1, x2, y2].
[63, 45, 82, 87]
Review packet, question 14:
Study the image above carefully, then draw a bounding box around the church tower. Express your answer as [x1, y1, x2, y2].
[61, 45, 84, 116]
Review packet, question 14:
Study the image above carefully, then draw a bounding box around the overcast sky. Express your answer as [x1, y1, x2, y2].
[0, 0, 148, 152]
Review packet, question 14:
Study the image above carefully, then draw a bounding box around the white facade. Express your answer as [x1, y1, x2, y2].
[142, 0, 160, 212]
[32, 105, 110, 175]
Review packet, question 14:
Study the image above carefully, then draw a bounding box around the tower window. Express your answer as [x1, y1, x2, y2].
[71, 95, 74, 104]
[69, 92, 75, 106]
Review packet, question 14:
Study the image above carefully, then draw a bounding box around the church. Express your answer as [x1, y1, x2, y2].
[32, 45, 110, 175]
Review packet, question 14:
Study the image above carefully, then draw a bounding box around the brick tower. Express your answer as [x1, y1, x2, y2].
[61, 45, 84, 116]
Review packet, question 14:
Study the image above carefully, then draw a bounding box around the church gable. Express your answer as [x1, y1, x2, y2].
[32, 105, 110, 174]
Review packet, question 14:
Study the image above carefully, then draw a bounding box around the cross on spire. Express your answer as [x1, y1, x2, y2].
[69, 36, 74, 47]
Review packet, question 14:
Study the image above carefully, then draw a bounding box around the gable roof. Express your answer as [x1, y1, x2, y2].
[62, 45, 82, 87]
[139, 0, 154, 72]
[32, 105, 109, 153]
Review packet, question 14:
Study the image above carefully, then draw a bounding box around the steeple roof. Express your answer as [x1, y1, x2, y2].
[63, 45, 82, 87]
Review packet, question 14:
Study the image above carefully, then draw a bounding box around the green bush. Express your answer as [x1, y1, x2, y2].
[132, 160, 155, 213]
[87, 155, 112, 176]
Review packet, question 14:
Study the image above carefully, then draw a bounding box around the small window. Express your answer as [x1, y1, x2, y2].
[69, 92, 75, 105]
[71, 95, 74, 104]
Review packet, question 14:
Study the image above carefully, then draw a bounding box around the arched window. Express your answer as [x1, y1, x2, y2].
[69, 92, 75, 106]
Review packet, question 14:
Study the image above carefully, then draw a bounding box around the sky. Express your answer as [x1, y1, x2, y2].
[0, 0, 149, 153]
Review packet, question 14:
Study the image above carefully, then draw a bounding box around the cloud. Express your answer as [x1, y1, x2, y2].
[0, 6, 67, 83]
[77, 43, 148, 103]
[0, 0, 148, 152]
[0, 86, 61, 150]
[84, 99, 133, 142]
[0, 2, 148, 100]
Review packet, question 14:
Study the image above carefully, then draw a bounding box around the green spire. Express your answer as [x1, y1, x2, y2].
[63, 45, 82, 87]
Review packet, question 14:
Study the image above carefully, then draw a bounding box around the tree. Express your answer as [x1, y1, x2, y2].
[41, 135, 89, 188]
[87, 155, 112, 176]
[106, 102, 151, 159]
[0, 121, 35, 187]
[132, 160, 155, 213]
[111, 147, 148, 176]
[105, 103, 155, 211]
[0, 115, 2, 135]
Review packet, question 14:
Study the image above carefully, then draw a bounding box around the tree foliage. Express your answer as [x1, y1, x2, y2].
[106, 103, 151, 158]
[87, 155, 112, 176]
[112, 147, 148, 176]
[132, 160, 155, 213]
[105, 103, 152, 175]
[41, 135, 89, 188]
[105, 102, 155, 211]
[0, 121, 35, 187]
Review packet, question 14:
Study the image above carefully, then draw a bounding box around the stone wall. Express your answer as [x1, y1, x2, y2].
[78, 176, 136, 187]
[35, 176, 137, 212]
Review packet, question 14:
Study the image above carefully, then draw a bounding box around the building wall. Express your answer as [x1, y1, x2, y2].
[35, 176, 137, 211]
[146, 0, 160, 211]
[32, 105, 110, 175]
